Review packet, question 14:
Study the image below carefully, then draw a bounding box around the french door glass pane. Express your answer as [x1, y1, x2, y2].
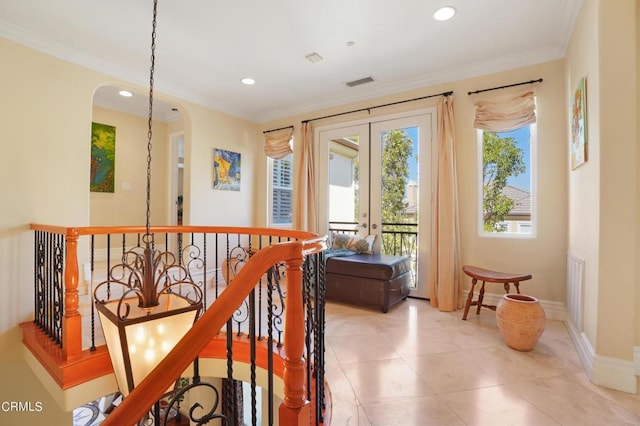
[328, 134, 360, 234]
[379, 127, 419, 287]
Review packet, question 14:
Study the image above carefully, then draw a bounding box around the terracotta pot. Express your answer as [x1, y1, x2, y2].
[496, 294, 545, 351]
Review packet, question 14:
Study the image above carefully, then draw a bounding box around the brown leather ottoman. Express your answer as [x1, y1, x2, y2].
[325, 254, 412, 313]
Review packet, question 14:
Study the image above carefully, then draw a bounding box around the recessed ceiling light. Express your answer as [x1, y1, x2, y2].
[118, 90, 133, 97]
[241, 78, 255, 85]
[433, 6, 456, 21]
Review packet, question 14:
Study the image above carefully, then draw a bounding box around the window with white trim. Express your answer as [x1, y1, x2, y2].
[470, 81, 539, 238]
[269, 154, 293, 226]
[478, 124, 536, 237]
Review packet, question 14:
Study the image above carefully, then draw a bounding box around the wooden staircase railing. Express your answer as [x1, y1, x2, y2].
[26, 224, 328, 424]
[102, 237, 326, 425]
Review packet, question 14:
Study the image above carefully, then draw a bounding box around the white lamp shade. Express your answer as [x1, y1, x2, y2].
[97, 293, 200, 397]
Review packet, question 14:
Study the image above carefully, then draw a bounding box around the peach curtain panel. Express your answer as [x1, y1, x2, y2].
[293, 122, 318, 232]
[264, 127, 293, 159]
[470, 82, 539, 132]
[428, 95, 462, 311]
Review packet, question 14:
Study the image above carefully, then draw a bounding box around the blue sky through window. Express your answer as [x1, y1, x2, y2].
[499, 126, 531, 191]
[402, 125, 530, 192]
[405, 127, 419, 182]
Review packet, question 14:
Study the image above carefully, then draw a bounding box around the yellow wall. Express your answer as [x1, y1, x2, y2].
[637, 0, 640, 347]
[0, 35, 101, 424]
[566, 0, 638, 357]
[185, 106, 260, 226]
[0, 35, 260, 418]
[564, 0, 638, 392]
[596, 0, 637, 360]
[90, 106, 169, 228]
[565, 0, 602, 352]
[259, 59, 568, 304]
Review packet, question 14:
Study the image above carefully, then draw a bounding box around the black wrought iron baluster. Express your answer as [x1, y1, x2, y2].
[39, 230, 47, 334]
[106, 234, 111, 298]
[40, 231, 46, 333]
[267, 265, 274, 426]
[34, 231, 43, 330]
[273, 268, 285, 347]
[39, 231, 46, 332]
[224, 233, 234, 420]
[50, 234, 55, 341]
[257, 237, 266, 341]
[177, 232, 183, 267]
[45, 231, 51, 337]
[249, 287, 257, 426]
[304, 255, 313, 404]
[33, 231, 38, 328]
[316, 251, 327, 423]
[51, 232, 62, 344]
[225, 324, 234, 424]
[90, 235, 96, 351]
[215, 233, 220, 299]
[53, 233, 63, 345]
[203, 232, 207, 311]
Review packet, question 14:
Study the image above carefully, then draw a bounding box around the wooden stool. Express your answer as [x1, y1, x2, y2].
[462, 265, 532, 320]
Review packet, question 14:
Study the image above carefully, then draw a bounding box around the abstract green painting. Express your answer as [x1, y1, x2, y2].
[90, 122, 116, 192]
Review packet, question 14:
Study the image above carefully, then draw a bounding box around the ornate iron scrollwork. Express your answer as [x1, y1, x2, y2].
[93, 243, 203, 318]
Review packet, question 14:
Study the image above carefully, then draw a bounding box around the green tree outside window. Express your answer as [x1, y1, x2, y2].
[482, 132, 525, 232]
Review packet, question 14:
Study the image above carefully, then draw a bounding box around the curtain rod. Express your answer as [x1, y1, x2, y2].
[262, 125, 294, 134]
[467, 78, 543, 96]
[301, 90, 453, 124]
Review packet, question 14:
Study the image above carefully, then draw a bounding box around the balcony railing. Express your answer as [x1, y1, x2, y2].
[329, 221, 418, 283]
[25, 224, 327, 425]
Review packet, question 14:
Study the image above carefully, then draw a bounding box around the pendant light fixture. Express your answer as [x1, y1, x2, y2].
[94, 0, 202, 397]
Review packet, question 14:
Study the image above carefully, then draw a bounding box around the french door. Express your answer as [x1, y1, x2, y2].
[318, 111, 435, 298]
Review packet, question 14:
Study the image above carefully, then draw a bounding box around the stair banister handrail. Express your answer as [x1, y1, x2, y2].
[29, 224, 321, 360]
[101, 236, 326, 425]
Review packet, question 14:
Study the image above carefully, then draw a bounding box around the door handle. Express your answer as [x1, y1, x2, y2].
[371, 224, 378, 230]
[361, 223, 368, 228]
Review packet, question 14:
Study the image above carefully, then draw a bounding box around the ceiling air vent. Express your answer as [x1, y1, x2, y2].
[345, 76, 375, 87]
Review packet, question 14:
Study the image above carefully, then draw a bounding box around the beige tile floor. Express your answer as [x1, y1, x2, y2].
[324, 298, 640, 426]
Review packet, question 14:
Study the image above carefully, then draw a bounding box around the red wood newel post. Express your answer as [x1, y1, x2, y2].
[63, 228, 82, 360]
[279, 256, 311, 425]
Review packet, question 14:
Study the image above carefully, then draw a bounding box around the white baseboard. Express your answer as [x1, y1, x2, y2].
[591, 353, 637, 393]
[463, 289, 638, 394]
[565, 315, 638, 394]
[565, 317, 594, 377]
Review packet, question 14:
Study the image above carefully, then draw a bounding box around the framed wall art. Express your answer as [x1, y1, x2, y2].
[90, 122, 116, 192]
[213, 148, 241, 191]
[571, 77, 588, 170]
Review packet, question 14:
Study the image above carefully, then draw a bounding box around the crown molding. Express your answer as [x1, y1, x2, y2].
[254, 46, 563, 123]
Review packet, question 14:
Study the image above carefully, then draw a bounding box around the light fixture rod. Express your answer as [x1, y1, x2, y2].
[145, 0, 158, 241]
